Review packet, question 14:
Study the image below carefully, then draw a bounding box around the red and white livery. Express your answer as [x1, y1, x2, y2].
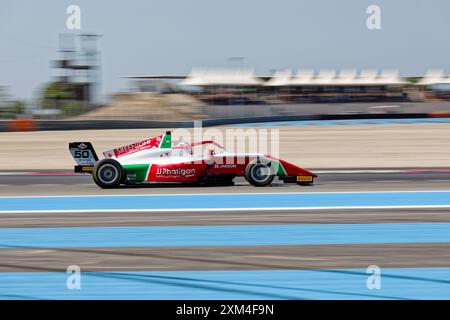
[69, 131, 317, 188]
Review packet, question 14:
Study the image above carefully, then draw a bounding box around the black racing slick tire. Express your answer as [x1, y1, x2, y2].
[245, 162, 274, 187]
[92, 159, 125, 188]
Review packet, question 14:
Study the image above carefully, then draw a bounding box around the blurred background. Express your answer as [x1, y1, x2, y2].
[1, 0, 450, 124]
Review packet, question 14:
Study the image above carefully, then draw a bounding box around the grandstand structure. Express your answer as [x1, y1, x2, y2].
[416, 70, 450, 101]
[125, 68, 450, 104]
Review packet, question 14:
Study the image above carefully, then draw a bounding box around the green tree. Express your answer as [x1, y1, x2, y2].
[13, 101, 25, 115]
[41, 81, 76, 109]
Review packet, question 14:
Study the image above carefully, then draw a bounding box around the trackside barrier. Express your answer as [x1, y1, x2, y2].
[7, 119, 37, 132]
[429, 112, 450, 118]
[0, 113, 448, 132]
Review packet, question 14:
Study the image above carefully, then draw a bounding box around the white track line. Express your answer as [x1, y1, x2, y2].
[1, 205, 450, 214]
[2, 189, 450, 199]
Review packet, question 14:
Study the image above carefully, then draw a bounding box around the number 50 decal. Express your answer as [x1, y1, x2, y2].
[75, 150, 90, 158]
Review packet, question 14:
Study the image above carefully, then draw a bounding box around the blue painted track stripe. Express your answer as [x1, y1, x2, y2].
[1, 268, 450, 300]
[1, 191, 450, 212]
[1, 222, 450, 248]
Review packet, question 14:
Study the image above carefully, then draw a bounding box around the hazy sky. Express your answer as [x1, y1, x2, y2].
[1, 0, 450, 101]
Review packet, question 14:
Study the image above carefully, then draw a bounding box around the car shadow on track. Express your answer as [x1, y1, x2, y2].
[119, 183, 236, 189]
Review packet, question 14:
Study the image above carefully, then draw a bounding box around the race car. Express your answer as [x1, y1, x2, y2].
[69, 131, 317, 188]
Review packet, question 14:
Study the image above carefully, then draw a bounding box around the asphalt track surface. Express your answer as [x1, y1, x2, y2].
[1, 170, 450, 196]
[1, 170, 450, 299]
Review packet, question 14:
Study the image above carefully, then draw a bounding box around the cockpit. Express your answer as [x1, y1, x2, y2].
[173, 141, 225, 158]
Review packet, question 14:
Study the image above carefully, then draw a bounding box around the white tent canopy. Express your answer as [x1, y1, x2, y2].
[375, 70, 409, 85]
[180, 68, 264, 86]
[334, 69, 358, 85]
[264, 69, 292, 86]
[355, 69, 379, 85]
[289, 69, 315, 86]
[416, 69, 450, 86]
[266, 69, 410, 86]
[312, 70, 337, 85]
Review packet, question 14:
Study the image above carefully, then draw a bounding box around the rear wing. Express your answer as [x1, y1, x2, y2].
[69, 142, 99, 173]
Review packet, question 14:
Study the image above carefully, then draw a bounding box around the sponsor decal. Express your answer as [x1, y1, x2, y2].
[78, 143, 87, 150]
[156, 168, 196, 177]
[103, 135, 163, 158]
[297, 176, 313, 182]
[213, 163, 237, 169]
[126, 173, 137, 180]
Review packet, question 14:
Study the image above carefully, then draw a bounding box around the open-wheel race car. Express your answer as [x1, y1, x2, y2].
[69, 131, 317, 188]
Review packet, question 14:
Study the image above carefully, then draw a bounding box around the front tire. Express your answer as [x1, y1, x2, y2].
[245, 163, 274, 187]
[93, 159, 124, 188]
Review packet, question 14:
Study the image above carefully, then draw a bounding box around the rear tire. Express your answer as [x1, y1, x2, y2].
[93, 159, 124, 188]
[245, 163, 274, 187]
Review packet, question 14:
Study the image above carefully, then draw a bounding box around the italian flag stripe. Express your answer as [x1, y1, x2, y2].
[123, 164, 150, 182]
